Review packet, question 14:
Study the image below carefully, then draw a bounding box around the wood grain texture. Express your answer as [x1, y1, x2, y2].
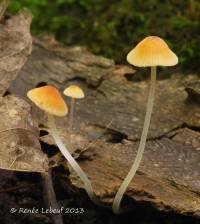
[9, 37, 200, 216]
[0, 9, 32, 96]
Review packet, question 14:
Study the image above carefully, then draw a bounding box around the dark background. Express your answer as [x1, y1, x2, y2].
[9, 0, 200, 72]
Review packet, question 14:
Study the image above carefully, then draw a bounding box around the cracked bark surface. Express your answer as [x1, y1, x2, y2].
[0, 8, 32, 95]
[0, 8, 48, 173]
[10, 36, 200, 216]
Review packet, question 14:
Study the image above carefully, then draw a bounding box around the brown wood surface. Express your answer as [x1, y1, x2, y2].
[7, 37, 200, 216]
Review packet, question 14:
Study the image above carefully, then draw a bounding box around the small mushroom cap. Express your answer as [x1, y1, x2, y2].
[127, 36, 178, 67]
[63, 85, 85, 99]
[27, 85, 68, 117]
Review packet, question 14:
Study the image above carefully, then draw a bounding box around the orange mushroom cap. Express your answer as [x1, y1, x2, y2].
[63, 85, 85, 99]
[127, 36, 178, 67]
[27, 85, 68, 117]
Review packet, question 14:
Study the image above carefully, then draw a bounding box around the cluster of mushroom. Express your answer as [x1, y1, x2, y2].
[27, 85, 98, 201]
[27, 36, 178, 214]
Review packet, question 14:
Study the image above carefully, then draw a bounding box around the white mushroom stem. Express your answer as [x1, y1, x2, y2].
[47, 114, 96, 203]
[69, 98, 75, 133]
[112, 66, 157, 214]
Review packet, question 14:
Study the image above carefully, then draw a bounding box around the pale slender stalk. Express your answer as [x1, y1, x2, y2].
[47, 114, 96, 203]
[112, 66, 157, 214]
[69, 98, 75, 133]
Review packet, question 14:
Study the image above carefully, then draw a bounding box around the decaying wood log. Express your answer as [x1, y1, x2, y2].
[0, 8, 32, 96]
[0, 8, 48, 173]
[9, 37, 200, 216]
[0, 9, 62, 223]
[0, 0, 9, 21]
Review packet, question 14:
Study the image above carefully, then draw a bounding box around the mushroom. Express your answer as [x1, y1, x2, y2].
[63, 85, 85, 133]
[27, 85, 96, 202]
[112, 36, 178, 214]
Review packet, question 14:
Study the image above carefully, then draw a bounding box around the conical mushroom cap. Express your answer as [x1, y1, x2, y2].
[27, 85, 68, 117]
[63, 85, 85, 99]
[127, 36, 178, 67]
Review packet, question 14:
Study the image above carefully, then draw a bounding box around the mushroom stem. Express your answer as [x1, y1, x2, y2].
[69, 98, 75, 133]
[47, 114, 96, 203]
[112, 66, 157, 214]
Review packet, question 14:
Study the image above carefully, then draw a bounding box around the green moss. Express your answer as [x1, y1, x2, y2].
[8, 0, 200, 72]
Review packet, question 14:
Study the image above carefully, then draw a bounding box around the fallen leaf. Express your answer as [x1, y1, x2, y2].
[0, 95, 48, 173]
